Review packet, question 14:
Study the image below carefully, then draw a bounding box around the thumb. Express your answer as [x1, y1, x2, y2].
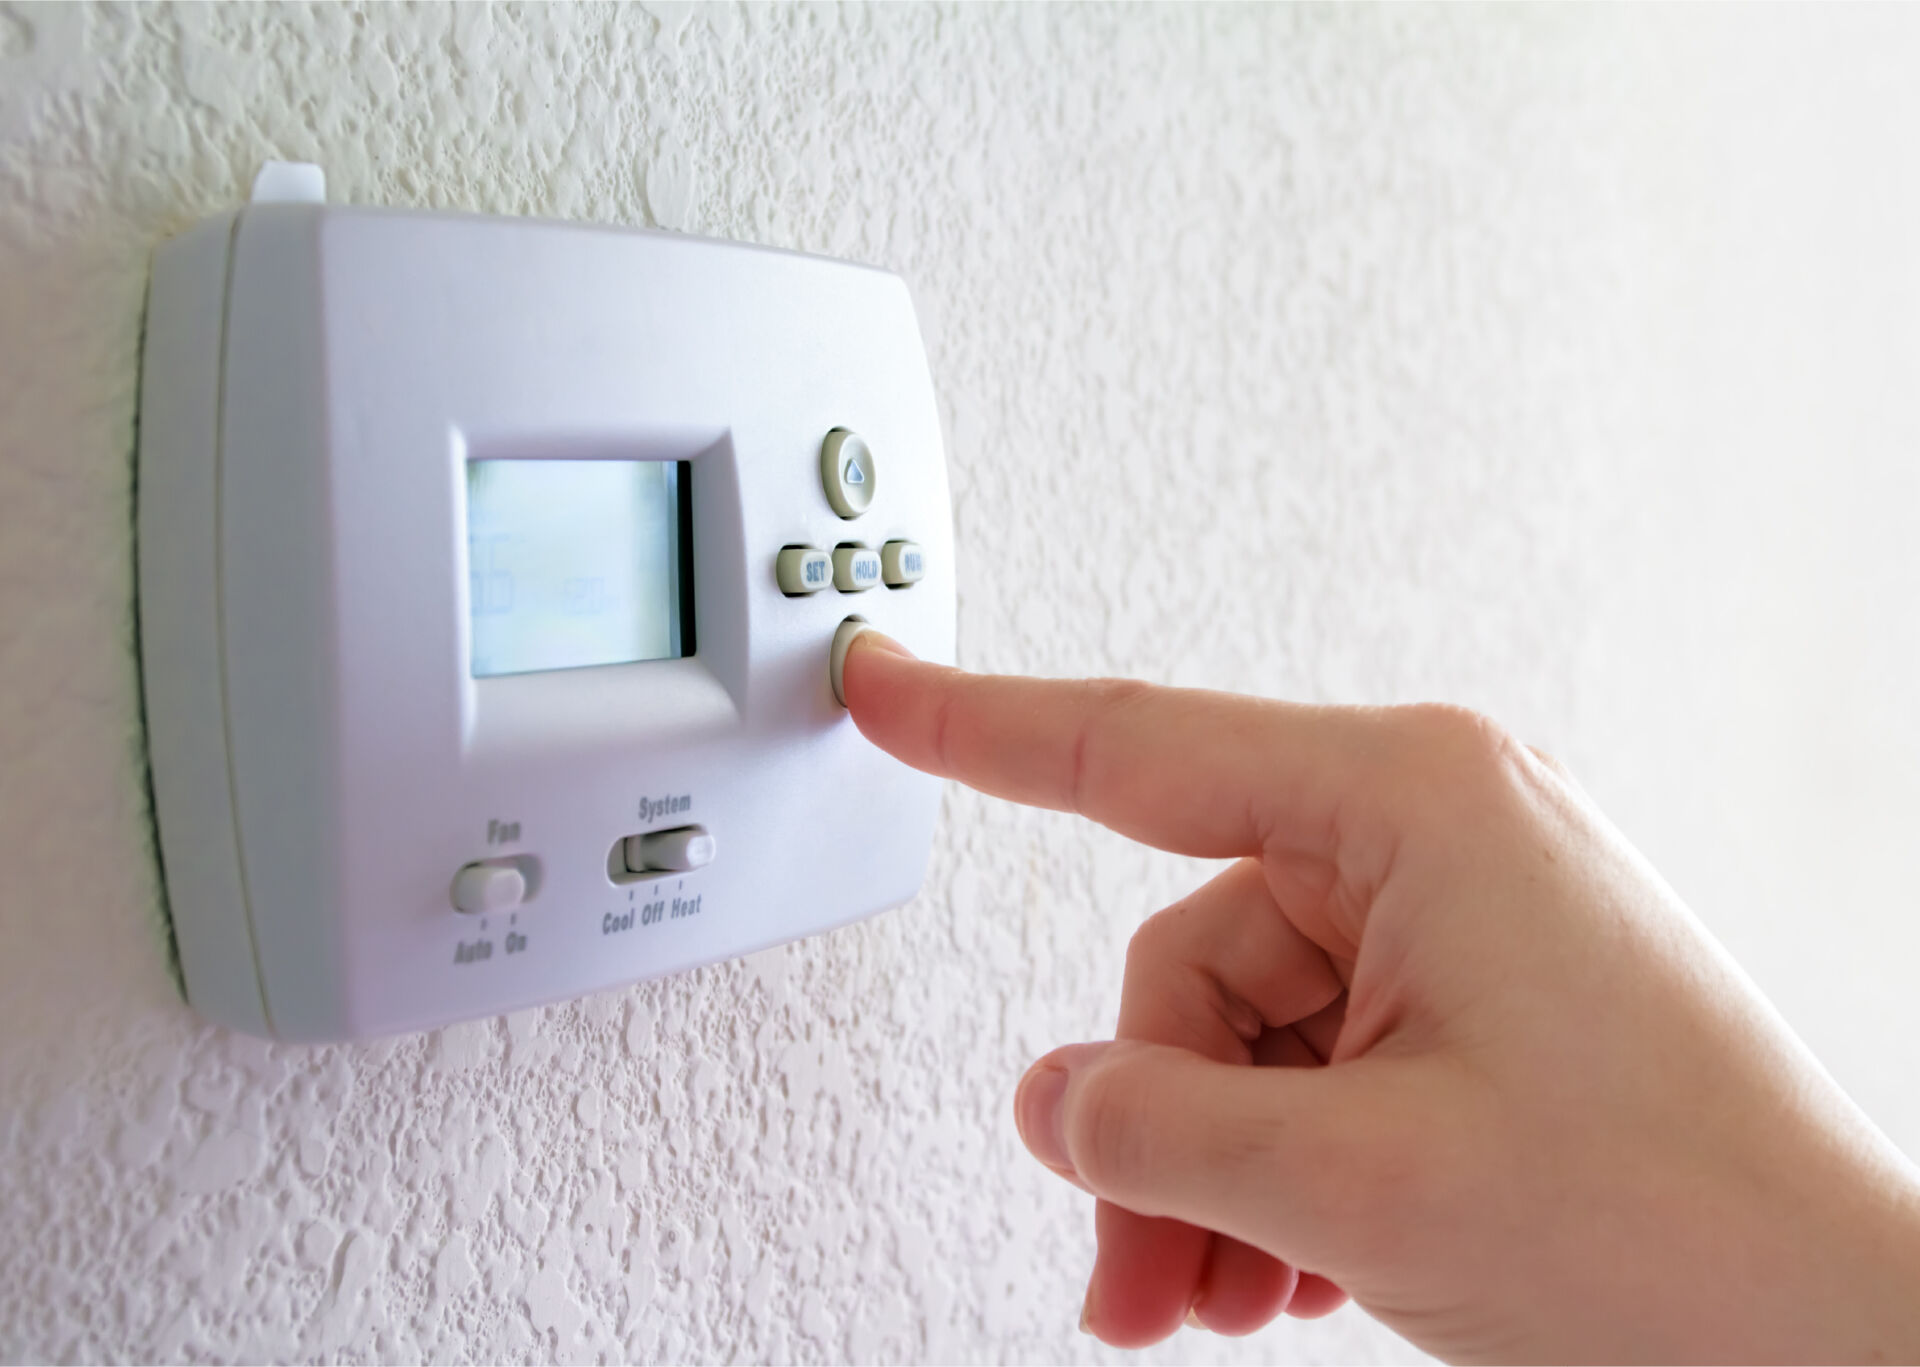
[1014, 1040, 1422, 1274]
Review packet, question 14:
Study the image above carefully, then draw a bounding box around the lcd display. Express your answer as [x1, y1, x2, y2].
[466, 459, 693, 678]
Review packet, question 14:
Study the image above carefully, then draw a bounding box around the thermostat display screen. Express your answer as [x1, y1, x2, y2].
[466, 459, 693, 678]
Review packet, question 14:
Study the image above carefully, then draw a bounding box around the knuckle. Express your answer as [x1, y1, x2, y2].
[1063, 1051, 1155, 1194]
[1124, 904, 1183, 968]
[1396, 702, 1527, 782]
[1323, 1122, 1435, 1221]
[1398, 701, 1510, 753]
[1070, 678, 1156, 809]
[1527, 744, 1578, 785]
[1233, 1073, 1456, 1266]
[1323, 1106, 1477, 1267]
[1084, 676, 1156, 715]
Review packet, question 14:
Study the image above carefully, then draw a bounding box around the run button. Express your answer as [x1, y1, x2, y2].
[881, 540, 925, 587]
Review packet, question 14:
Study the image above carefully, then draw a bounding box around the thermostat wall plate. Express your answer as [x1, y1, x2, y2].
[138, 168, 955, 1041]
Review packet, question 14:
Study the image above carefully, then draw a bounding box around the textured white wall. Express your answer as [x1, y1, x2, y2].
[4, 4, 1920, 1362]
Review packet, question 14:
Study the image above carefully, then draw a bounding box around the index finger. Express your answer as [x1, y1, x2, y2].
[840, 632, 1389, 863]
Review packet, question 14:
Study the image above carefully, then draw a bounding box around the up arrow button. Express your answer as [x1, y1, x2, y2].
[821, 428, 876, 518]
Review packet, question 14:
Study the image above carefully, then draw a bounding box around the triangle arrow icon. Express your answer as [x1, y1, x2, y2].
[844, 459, 866, 486]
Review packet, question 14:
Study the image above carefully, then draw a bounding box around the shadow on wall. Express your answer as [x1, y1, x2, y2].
[3, 178, 450, 1367]
[0, 158, 247, 1144]
[129, 352, 190, 1005]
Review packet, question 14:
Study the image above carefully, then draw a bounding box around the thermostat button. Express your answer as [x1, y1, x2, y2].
[881, 540, 925, 587]
[776, 547, 833, 595]
[451, 862, 525, 915]
[832, 545, 882, 592]
[820, 428, 876, 519]
[625, 826, 716, 874]
[830, 616, 872, 707]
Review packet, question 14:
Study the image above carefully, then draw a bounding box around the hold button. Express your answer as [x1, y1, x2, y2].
[832, 545, 882, 592]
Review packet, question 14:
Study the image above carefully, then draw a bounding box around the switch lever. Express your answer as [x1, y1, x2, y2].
[624, 825, 715, 874]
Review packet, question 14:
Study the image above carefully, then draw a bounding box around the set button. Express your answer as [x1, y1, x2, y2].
[776, 546, 834, 595]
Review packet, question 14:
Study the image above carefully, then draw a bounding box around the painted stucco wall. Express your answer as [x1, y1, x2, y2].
[5, 4, 1920, 1362]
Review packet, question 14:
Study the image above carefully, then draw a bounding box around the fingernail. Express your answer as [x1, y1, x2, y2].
[849, 628, 915, 659]
[1185, 1308, 1205, 1330]
[1079, 1287, 1095, 1336]
[1015, 1064, 1073, 1176]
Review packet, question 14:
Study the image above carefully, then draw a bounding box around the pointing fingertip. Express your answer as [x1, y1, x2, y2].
[849, 628, 914, 660]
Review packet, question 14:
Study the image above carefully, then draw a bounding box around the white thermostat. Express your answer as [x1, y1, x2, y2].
[137, 167, 954, 1041]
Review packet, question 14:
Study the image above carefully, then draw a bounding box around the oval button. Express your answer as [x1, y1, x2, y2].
[776, 546, 833, 595]
[820, 429, 876, 519]
[832, 545, 881, 592]
[829, 616, 872, 707]
[881, 540, 925, 587]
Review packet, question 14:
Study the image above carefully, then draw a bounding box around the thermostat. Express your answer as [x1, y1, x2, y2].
[137, 166, 955, 1041]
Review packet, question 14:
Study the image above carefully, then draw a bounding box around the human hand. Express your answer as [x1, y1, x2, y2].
[841, 631, 1920, 1361]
